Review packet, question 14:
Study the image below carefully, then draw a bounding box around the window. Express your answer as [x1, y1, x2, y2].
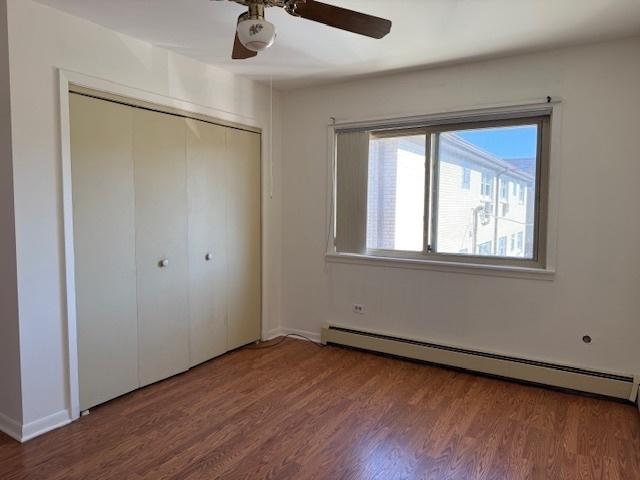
[480, 172, 493, 198]
[461, 167, 471, 190]
[498, 236, 507, 256]
[478, 241, 492, 256]
[501, 202, 509, 217]
[500, 179, 508, 202]
[334, 112, 550, 268]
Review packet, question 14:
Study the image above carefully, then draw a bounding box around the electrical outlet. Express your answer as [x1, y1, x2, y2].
[352, 304, 365, 314]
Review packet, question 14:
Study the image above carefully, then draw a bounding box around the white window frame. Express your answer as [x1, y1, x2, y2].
[326, 100, 562, 280]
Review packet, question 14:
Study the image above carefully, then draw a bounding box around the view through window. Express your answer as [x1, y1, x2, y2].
[346, 115, 548, 266]
[366, 135, 425, 251]
[434, 125, 538, 259]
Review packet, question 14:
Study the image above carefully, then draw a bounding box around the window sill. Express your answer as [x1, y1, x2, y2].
[325, 252, 556, 281]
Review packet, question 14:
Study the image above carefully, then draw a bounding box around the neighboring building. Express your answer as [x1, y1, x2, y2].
[366, 133, 536, 258]
[366, 134, 425, 252]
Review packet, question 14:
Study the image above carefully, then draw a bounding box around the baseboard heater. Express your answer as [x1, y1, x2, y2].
[321, 325, 639, 401]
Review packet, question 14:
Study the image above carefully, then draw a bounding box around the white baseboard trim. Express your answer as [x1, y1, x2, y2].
[263, 327, 322, 344]
[280, 327, 322, 344]
[323, 325, 637, 400]
[21, 409, 71, 442]
[264, 327, 283, 341]
[0, 412, 22, 442]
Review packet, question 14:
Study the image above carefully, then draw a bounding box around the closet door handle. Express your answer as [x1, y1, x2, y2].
[205, 253, 213, 262]
[158, 259, 169, 268]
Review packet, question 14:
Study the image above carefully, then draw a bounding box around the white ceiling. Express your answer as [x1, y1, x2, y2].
[36, 0, 640, 89]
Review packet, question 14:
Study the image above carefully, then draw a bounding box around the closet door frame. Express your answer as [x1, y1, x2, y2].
[59, 69, 265, 421]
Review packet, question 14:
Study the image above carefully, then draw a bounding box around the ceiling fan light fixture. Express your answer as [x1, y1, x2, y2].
[236, 17, 276, 52]
[222, 0, 392, 60]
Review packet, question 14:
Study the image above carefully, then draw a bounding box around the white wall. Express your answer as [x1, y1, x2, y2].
[5, 0, 282, 433]
[281, 37, 640, 375]
[0, 0, 22, 437]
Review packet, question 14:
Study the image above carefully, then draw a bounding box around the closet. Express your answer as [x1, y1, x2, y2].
[70, 92, 261, 411]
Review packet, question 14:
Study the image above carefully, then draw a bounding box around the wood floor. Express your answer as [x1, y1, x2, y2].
[1, 338, 639, 480]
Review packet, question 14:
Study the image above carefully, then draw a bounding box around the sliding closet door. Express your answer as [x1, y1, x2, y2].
[70, 94, 139, 411]
[226, 128, 262, 349]
[186, 119, 228, 367]
[134, 109, 190, 386]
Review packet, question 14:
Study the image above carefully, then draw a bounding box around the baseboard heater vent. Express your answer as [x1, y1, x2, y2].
[322, 326, 638, 401]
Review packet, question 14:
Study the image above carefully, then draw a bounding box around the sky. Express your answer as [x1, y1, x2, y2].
[456, 125, 537, 159]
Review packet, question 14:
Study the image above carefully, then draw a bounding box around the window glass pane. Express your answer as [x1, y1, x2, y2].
[500, 179, 508, 201]
[366, 134, 425, 251]
[462, 168, 471, 190]
[434, 124, 538, 259]
[498, 236, 507, 256]
[478, 241, 492, 255]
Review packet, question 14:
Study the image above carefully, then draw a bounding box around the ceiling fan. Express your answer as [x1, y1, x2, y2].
[211, 0, 392, 59]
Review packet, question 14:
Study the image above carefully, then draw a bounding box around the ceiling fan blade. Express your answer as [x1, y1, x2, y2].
[291, 0, 391, 39]
[232, 13, 257, 60]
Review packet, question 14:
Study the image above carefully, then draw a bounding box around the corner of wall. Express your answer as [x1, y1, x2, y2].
[0, 409, 71, 444]
[0, 412, 21, 442]
[0, 0, 24, 438]
[20, 409, 71, 443]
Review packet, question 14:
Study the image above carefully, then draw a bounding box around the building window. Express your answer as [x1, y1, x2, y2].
[478, 241, 492, 256]
[462, 167, 471, 190]
[481, 172, 493, 198]
[334, 112, 550, 268]
[498, 236, 507, 256]
[501, 203, 509, 217]
[500, 179, 508, 202]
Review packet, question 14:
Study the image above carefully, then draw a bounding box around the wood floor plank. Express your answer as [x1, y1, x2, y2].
[1, 338, 639, 480]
